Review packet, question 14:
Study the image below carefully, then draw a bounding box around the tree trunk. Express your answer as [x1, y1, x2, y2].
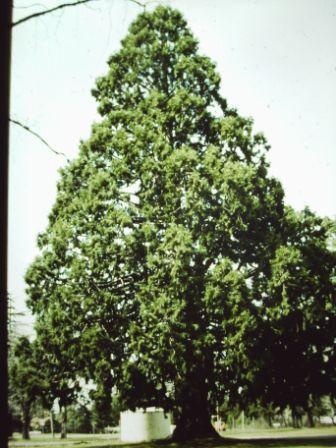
[291, 409, 302, 429]
[21, 404, 31, 440]
[172, 376, 219, 441]
[306, 407, 315, 427]
[291, 409, 298, 428]
[266, 414, 273, 428]
[50, 410, 54, 437]
[60, 405, 67, 439]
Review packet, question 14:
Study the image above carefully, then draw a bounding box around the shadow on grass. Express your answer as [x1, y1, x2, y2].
[8, 434, 336, 448]
[231, 435, 336, 447]
[138, 434, 336, 448]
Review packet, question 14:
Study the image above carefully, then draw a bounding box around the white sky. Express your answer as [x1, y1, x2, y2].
[9, 0, 336, 334]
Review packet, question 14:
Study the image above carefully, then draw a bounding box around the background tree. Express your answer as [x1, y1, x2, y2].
[8, 337, 45, 439]
[25, 5, 335, 441]
[245, 207, 336, 427]
[90, 386, 113, 433]
[33, 318, 81, 438]
[66, 404, 92, 434]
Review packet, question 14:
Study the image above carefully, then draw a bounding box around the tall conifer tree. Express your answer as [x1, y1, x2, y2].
[26, 6, 287, 439]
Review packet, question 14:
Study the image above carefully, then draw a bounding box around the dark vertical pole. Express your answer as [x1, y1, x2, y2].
[0, 1, 12, 447]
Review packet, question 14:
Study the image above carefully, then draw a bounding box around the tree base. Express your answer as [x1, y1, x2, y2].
[172, 420, 221, 442]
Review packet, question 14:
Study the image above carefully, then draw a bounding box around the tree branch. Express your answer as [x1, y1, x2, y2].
[128, 0, 146, 9]
[10, 118, 69, 161]
[12, 0, 100, 27]
[12, 0, 151, 27]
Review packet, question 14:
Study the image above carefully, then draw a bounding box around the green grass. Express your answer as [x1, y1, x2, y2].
[8, 427, 336, 448]
[224, 426, 336, 438]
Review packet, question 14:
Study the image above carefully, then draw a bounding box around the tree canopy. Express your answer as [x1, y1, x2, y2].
[25, 6, 336, 441]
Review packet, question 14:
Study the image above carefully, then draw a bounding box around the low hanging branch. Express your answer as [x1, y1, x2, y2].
[12, 0, 100, 26]
[12, 0, 148, 27]
[10, 118, 69, 161]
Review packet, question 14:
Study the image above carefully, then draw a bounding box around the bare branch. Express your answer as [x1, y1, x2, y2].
[10, 118, 69, 161]
[128, 0, 146, 9]
[12, 0, 152, 27]
[12, 0, 100, 27]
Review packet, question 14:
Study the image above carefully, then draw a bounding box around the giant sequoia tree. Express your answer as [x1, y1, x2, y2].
[25, 6, 334, 440]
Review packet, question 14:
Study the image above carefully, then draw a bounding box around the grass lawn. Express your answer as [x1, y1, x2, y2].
[225, 426, 336, 439]
[8, 427, 336, 448]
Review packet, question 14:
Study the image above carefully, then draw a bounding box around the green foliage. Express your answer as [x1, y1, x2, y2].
[247, 208, 336, 413]
[66, 404, 92, 433]
[90, 386, 112, 432]
[9, 337, 42, 407]
[9, 337, 46, 438]
[34, 319, 81, 411]
[24, 5, 336, 439]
